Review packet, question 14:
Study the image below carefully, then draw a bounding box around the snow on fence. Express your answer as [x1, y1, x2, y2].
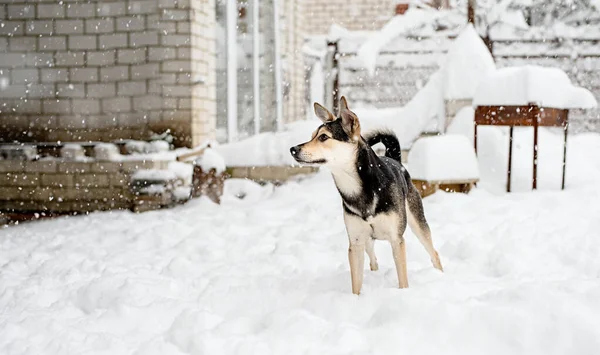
[309, 32, 600, 132]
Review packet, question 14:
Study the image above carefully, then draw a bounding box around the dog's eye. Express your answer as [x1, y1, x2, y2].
[318, 134, 329, 142]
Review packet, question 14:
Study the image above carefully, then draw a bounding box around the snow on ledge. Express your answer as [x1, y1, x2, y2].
[473, 65, 598, 109]
[408, 134, 479, 182]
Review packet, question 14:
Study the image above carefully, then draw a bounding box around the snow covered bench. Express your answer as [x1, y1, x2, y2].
[408, 134, 479, 198]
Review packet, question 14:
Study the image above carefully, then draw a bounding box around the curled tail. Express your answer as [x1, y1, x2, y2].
[364, 130, 402, 162]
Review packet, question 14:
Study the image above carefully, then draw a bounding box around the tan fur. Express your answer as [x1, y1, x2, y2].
[344, 212, 411, 294]
[366, 235, 378, 271]
[406, 202, 443, 271]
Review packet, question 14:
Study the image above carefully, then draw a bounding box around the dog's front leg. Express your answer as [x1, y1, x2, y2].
[344, 212, 370, 295]
[348, 242, 365, 295]
[391, 236, 409, 289]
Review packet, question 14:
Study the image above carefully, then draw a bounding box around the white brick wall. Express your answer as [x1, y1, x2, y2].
[0, 0, 218, 147]
[303, 0, 395, 35]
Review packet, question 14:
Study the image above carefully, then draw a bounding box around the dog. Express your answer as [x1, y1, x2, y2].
[290, 97, 443, 295]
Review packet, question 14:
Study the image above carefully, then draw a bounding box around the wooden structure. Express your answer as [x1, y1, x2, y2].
[191, 166, 225, 204]
[474, 104, 569, 192]
[413, 179, 478, 198]
[176, 144, 225, 204]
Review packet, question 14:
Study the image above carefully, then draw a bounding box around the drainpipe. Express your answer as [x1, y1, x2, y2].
[273, 0, 284, 131]
[252, 0, 260, 135]
[226, 0, 238, 142]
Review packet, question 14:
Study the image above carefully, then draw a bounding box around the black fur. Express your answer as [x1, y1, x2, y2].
[338, 132, 409, 222]
[364, 130, 402, 163]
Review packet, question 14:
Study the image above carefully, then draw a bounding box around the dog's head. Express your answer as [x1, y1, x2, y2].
[290, 96, 361, 167]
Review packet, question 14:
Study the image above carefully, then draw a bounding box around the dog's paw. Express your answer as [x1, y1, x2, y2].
[370, 263, 379, 271]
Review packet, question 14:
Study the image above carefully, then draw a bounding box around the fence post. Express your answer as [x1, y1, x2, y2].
[327, 40, 340, 115]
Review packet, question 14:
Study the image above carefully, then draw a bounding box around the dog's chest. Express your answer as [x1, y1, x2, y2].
[343, 195, 378, 222]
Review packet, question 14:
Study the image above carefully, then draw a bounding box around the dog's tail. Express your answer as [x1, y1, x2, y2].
[364, 130, 402, 162]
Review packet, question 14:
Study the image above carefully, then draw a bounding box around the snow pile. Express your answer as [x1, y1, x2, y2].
[124, 140, 148, 154]
[441, 24, 496, 100]
[215, 100, 437, 168]
[124, 140, 171, 155]
[447, 106, 475, 141]
[60, 144, 85, 161]
[307, 61, 325, 121]
[408, 134, 479, 181]
[148, 140, 170, 154]
[473, 65, 598, 109]
[93, 143, 121, 161]
[168, 161, 193, 185]
[131, 169, 177, 182]
[2, 132, 600, 354]
[195, 147, 226, 174]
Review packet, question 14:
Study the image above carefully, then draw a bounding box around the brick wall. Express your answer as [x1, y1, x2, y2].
[0, 158, 170, 213]
[302, 0, 395, 35]
[0, 0, 217, 148]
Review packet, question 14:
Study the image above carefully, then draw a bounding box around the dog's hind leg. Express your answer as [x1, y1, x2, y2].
[365, 237, 378, 271]
[406, 187, 443, 272]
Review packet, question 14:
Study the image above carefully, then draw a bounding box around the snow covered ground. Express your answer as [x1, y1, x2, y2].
[2, 131, 600, 355]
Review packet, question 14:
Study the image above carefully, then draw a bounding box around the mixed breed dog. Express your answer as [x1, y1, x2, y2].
[290, 97, 443, 295]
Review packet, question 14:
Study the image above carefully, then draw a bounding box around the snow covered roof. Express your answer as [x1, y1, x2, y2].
[473, 65, 598, 109]
[356, 8, 449, 75]
[441, 24, 496, 100]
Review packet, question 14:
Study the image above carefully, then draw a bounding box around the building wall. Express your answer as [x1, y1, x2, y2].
[0, 0, 217, 147]
[302, 0, 396, 35]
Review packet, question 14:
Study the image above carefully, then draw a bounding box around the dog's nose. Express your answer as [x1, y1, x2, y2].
[290, 146, 298, 156]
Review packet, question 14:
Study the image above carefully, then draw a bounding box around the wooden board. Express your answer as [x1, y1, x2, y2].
[475, 105, 568, 127]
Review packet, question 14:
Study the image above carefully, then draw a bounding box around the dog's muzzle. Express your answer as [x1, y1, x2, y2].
[290, 145, 299, 157]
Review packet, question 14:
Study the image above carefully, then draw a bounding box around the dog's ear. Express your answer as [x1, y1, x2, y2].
[339, 96, 361, 141]
[314, 102, 335, 123]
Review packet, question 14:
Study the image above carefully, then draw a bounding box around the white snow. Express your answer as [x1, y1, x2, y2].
[195, 147, 226, 174]
[441, 24, 496, 100]
[472, 65, 598, 109]
[168, 161, 193, 185]
[139, 184, 166, 195]
[357, 8, 441, 75]
[93, 143, 121, 161]
[60, 144, 86, 161]
[131, 169, 177, 181]
[447, 106, 476, 142]
[215, 97, 436, 168]
[408, 134, 480, 181]
[307, 61, 325, 121]
[2, 132, 600, 354]
[124, 140, 148, 155]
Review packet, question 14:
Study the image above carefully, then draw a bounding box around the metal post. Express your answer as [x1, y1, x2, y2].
[532, 109, 539, 190]
[252, 0, 260, 135]
[473, 122, 478, 152]
[562, 120, 569, 190]
[273, 0, 283, 131]
[226, 0, 238, 142]
[507, 126, 513, 192]
[328, 41, 340, 116]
